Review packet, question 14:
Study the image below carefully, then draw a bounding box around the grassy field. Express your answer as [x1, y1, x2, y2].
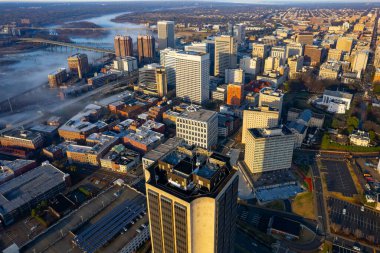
[292, 192, 316, 220]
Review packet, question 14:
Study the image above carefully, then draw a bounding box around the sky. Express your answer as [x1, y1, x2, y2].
[0, 0, 378, 2]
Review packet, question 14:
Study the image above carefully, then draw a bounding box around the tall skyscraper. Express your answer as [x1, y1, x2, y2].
[244, 126, 295, 173]
[137, 35, 155, 65]
[67, 53, 89, 79]
[215, 36, 237, 77]
[242, 106, 280, 144]
[175, 51, 210, 105]
[145, 145, 238, 253]
[185, 40, 215, 75]
[233, 24, 246, 44]
[157, 21, 175, 50]
[114, 35, 133, 57]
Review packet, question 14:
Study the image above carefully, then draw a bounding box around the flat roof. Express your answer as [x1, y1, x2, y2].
[143, 138, 184, 162]
[0, 164, 68, 214]
[178, 108, 217, 122]
[1, 130, 42, 141]
[249, 126, 292, 138]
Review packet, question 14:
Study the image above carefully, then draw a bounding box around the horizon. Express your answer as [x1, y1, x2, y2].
[0, 0, 379, 3]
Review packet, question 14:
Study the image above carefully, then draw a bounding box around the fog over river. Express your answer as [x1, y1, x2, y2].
[0, 12, 148, 99]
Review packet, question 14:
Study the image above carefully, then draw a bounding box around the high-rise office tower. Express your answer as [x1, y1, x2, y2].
[137, 35, 155, 65]
[233, 24, 246, 44]
[157, 21, 175, 50]
[175, 51, 210, 105]
[67, 53, 89, 79]
[160, 48, 181, 88]
[185, 40, 215, 76]
[336, 37, 354, 54]
[225, 68, 245, 84]
[114, 35, 133, 57]
[145, 145, 238, 253]
[215, 36, 237, 77]
[244, 126, 295, 174]
[242, 106, 280, 144]
[156, 67, 168, 97]
[176, 107, 218, 149]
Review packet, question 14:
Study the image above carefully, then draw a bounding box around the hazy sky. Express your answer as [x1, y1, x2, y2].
[0, 0, 378, 2]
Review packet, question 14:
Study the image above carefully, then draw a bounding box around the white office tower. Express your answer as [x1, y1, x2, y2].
[176, 106, 218, 149]
[240, 56, 262, 76]
[215, 35, 237, 77]
[175, 51, 210, 105]
[157, 21, 175, 50]
[225, 68, 245, 84]
[244, 126, 295, 174]
[160, 48, 181, 87]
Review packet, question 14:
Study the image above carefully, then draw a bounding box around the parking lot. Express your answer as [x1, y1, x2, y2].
[328, 197, 380, 245]
[321, 160, 357, 197]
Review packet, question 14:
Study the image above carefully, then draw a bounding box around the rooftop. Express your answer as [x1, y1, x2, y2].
[1, 130, 42, 141]
[0, 163, 68, 214]
[323, 89, 353, 100]
[143, 138, 185, 163]
[59, 104, 103, 134]
[147, 147, 236, 201]
[178, 108, 217, 122]
[249, 126, 292, 138]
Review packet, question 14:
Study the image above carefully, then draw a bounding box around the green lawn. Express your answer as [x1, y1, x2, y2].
[292, 192, 316, 220]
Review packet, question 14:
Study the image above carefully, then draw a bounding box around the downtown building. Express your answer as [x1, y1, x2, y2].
[244, 126, 295, 174]
[145, 145, 238, 253]
[214, 36, 237, 77]
[157, 21, 175, 50]
[67, 53, 89, 79]
[174, 51, 210, 105]
[137, 35, 155, 65]
[114, 35, 133, 57]
[176, 107, 218, 149]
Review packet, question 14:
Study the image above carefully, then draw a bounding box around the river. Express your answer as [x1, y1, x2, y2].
[0, 12, 148, 99]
